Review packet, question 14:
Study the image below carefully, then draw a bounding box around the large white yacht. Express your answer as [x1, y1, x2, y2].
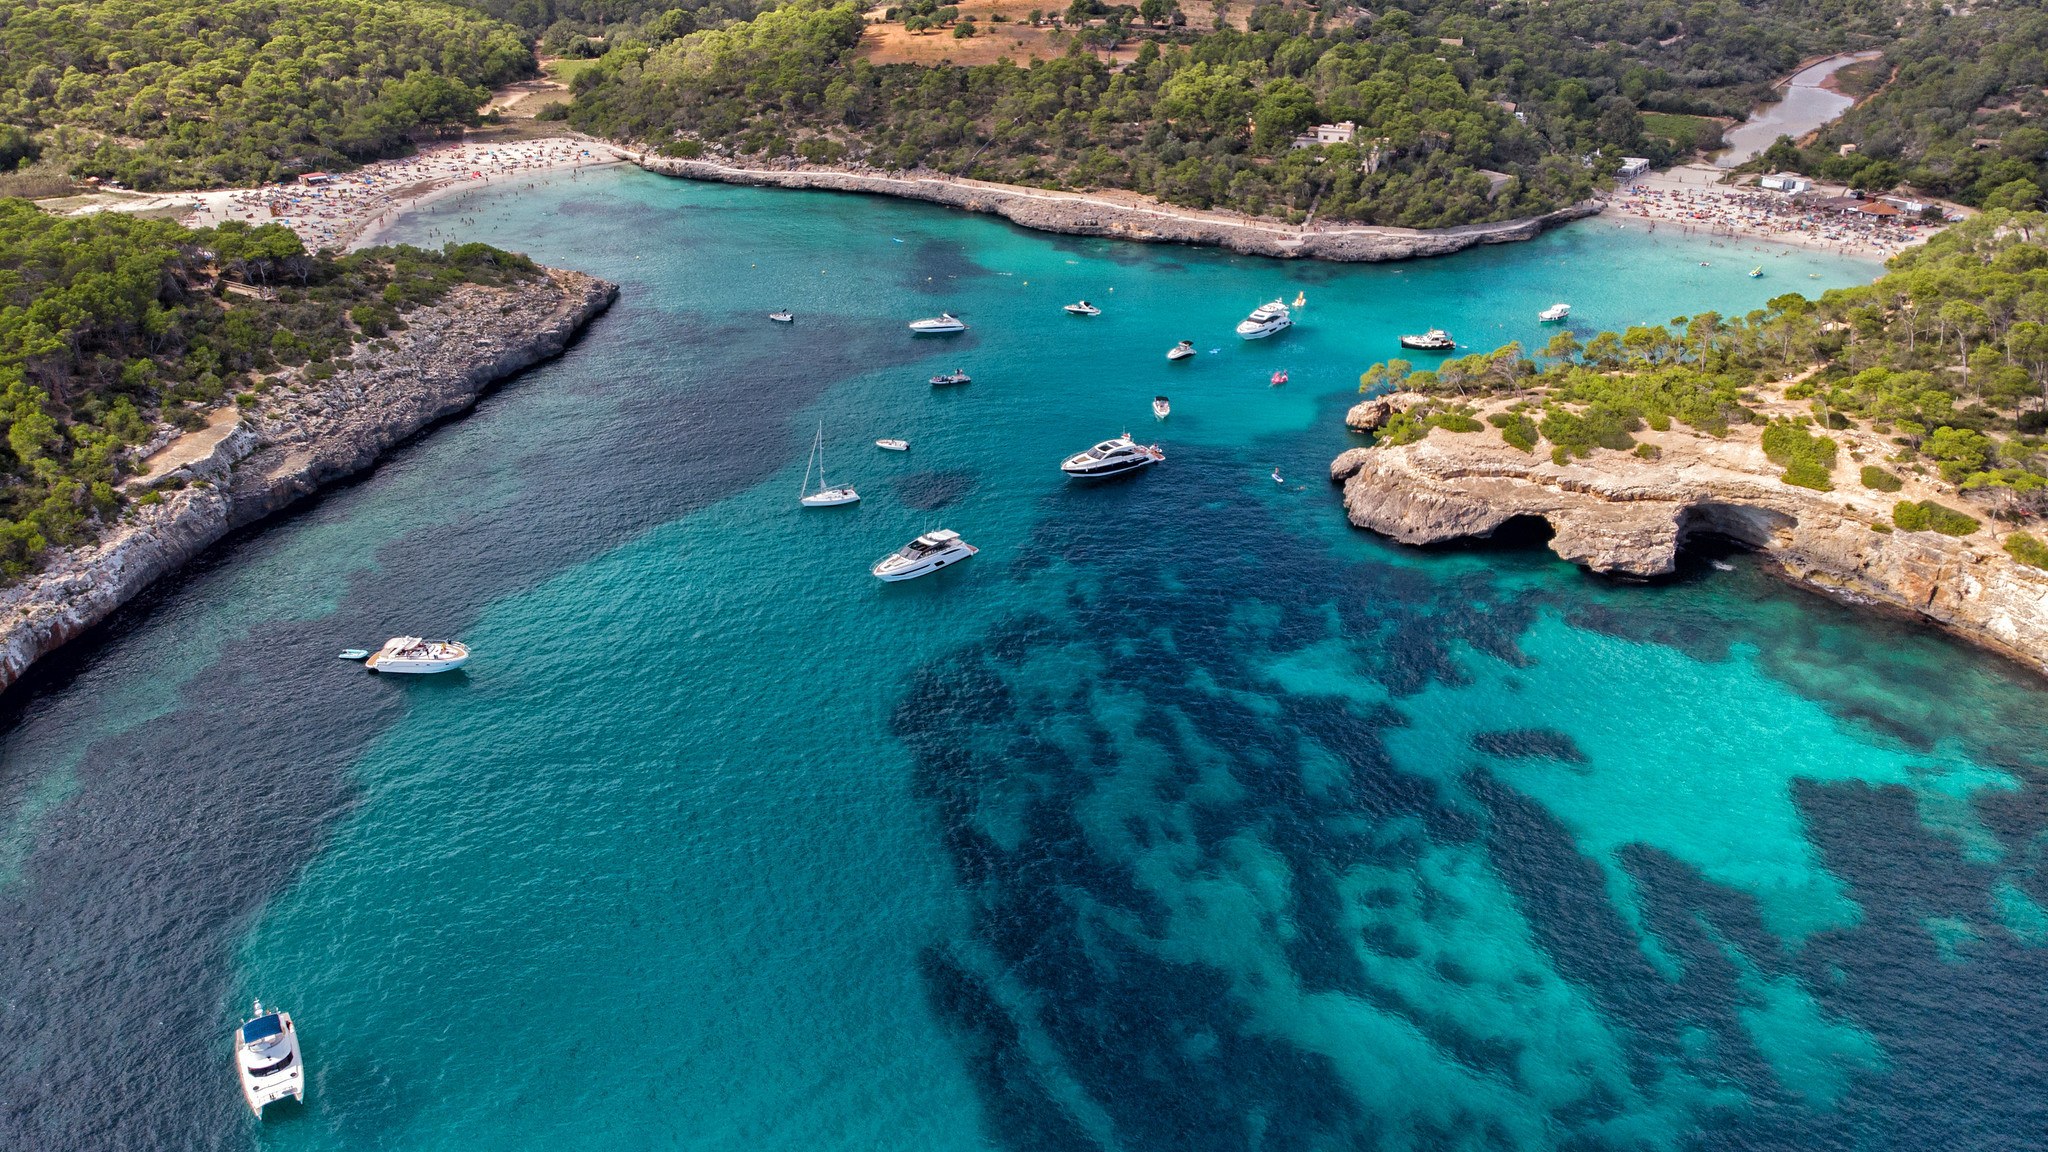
[908, 313, 968, 334]
[234, 1001, 304, 1117]
[1060, 434, 1165, 478]
[1235, 300, 1293, 339]
[872, 529, 978, 581]
[364, 637, 470, 673]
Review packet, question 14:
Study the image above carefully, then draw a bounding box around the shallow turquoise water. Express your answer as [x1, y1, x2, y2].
[5, 169, 2048, 1151]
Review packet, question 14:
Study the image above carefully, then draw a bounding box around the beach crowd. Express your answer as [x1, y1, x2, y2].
[178, 138, 621, 251]
[1604, 173, 1935, 260]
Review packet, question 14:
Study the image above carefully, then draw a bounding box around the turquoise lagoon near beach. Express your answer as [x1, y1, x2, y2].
[4, 167, 2048, 1151]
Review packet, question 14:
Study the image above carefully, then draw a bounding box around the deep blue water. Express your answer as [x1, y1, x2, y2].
[3, 168, 2047, 1151]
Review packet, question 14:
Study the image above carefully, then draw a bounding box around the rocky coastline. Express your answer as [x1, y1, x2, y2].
[1332, 393, 2048, 678]
[0, 268, 618, 696]
[630, 153, 1601, 262]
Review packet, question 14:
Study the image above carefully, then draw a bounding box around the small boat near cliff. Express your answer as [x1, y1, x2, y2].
[908, 313, 967, 334]
[365, 637, 470, 674]
[1539, 303, 1571, 323]
[234, 1000, 305, 1117]
[872, 529, 978, 581]
[1399, 329, 1455, 351]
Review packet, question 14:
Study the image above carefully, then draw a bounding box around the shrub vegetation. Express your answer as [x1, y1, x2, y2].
[0, 201, 536, 578]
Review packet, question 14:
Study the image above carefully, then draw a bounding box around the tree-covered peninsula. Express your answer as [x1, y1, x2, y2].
[0, 200, 538, 578]
[561, 0, 1901, 227]
[1363, 212, 2048, 545]
[0, 0, 534, 188]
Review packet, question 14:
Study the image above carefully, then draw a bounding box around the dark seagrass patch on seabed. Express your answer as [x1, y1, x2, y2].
[1471, 727, 1588, 764]
[891, 469, 978, 511]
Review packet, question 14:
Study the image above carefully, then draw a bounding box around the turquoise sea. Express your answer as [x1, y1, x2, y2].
[5, 167, 2048, 1150]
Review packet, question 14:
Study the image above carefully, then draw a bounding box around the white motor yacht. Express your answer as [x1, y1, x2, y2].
[908, 313, 968, 334]
[1236, 300, 1293, 339]
[799, 424, 859, 507]
[1064, 300, 1101, 316]
[1538, 303, 1570, 323]
[872, 529, 978, 581]
[1398, 329, 1455, 351]
[1153, 395, 1171, 419]
[875, 438, 909, 451]
[234, 1001, 304, 1117]
[1166, 340, 1196, 360]
[1060, 434, 1165, 479]
[364, 637, 470, 674]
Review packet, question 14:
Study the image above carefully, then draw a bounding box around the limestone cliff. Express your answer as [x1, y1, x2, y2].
[633, 155, 1600, 262]
[0, 268, 618, 695]
[1331, 393, 2048, 677]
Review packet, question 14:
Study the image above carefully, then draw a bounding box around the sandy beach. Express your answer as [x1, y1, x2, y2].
[107, 136, 630, 252]
[1600, 163, 1935, 263]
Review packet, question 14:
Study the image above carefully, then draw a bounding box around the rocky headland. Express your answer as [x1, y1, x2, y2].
[1332, 391, 2048, 677]
[631, 154, 1601, 262]
[0, 268, 618, 695]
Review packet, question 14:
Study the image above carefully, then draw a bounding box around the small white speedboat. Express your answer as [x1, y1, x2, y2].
[768, 310, 795, 323]
[1166, 340, 1196, 361]
[1064, 300, 1101, 316]
[1538, 303, 1570, 323]
[872, 529, 978, 581]
[364, 637, 470, 674]
[908, 313, 967, 334]
[929, 369, 971, 386]
[875, 438, 909, 451]
[1153, 396, 1170, 419]
[1236, 300, 1293, 339]
[799, 425, 859, 507]
[234, 1000, 304, 1117]
[1060, 434, 1164, 479]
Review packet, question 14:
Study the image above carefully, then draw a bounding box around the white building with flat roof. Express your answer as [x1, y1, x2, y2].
[1616, 156, 1652, 179]
[1291, 121, 1357, 149]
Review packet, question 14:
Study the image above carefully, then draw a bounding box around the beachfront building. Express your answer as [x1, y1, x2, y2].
[1880, 195, 1930, 215]
[1291, 121, 1357, 149]
[1759, 173, 1811, 194]
[1616, 157, 1652, 181]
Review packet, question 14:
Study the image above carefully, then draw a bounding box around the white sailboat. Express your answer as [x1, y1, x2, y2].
[800, 425, 860, 507]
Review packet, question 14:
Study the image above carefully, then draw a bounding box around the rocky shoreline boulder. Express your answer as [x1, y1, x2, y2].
[1332, 402, 2048, 678]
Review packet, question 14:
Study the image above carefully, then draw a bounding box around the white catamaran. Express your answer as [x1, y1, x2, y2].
[800, 424, 860, 507]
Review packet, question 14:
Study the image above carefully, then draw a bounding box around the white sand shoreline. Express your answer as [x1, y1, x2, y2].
[162, 135, 628, 253]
